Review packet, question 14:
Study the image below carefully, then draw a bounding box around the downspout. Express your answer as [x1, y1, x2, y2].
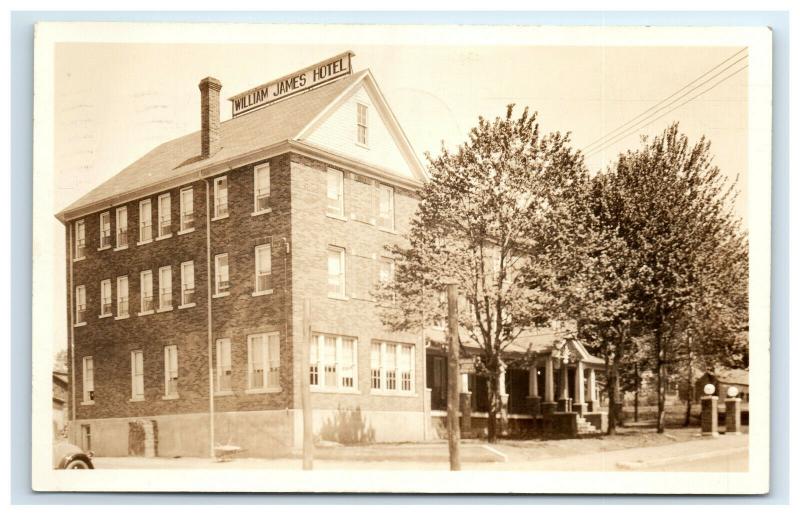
[204, 178, 215, 458]
[67, 223, 76, 442]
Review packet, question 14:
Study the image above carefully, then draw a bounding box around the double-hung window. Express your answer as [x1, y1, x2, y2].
[116, 276, 129, 318]
[115, 206, 128, 248]
[378, 258, 395, 303]
[99, 279, 112, 317]
[130, 350, 144, 401]
[254, 244, 272, 294]
[326, 168, 344, 217]
[74, 285, 86, 325]
[163, 345, 178, 398]
[356, 103, 368, 146]
[327, 246, 346, 298]
[213, 176, 228, 219]
[139, 199, 152, 243]
[179, 187, 194, 232]
[247, 333, 280, 392]
[180, 261, 195, 306]
[254, 164, 270, 213]
[215, 338, 232, 393]
[99, 212, 111, 249]
[82, 356, 94, 403]
[214, 253, 229, 295]
[157, 193, 171, 238]
[371, 341, 415, 393]
[310, 334, 357, 391]
[74, 220, 86, 259]
[377, 184, 395, 230]
[158, 266, 172, 310]
[140, 270, 154, 313]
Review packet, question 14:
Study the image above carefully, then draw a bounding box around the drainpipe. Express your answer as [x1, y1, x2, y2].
[204, 178, 215, 458]
[67, 223, 77, 443]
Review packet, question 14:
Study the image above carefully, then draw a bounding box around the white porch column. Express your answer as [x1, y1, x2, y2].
[588, 368, 597, 402]
[529, 363, 539, 397]
[461, 372, 470, 392]
[544, 357, 554, 402]
[575, 360, 585, 404]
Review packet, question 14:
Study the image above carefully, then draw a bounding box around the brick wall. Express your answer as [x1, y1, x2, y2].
[67, 150, 425, 433]
[288, 153, 424, 420]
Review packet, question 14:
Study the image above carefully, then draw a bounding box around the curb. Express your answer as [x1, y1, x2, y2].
[615, 446, 748, 470]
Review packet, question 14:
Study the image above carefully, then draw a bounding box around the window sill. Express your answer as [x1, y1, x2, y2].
[369, 390, 418, 397]
[252, 289, 274, 297]
[178, 302, 196, 309]
[156, 234, 173, 241]
[326, 212, 347, 222]
[98, 313, 112, 319]
[74, 322, 86, 328]
[137, 310, 154, 317]
[214, 390, 235, 397]
[212, 292, 230, 299]
[311, 387, 361, 395]
[177, 228, 195, 236]
[97, 245, 112, 252]
[114, 314, 130, 321]
[80, 400, 95, 406]
[354, 140, 370, 150]
[156, 306, 174, 313]
[128, 398, 145, 403]
[73, 257, 86, 262]
[244, 388, 282, 395]
[211, 215, 229, 222]
[251, 208, 272, 217]
[136, 239, 152, 246]
[327, 294, 349, 301]
[162, 395, 180, 401]
[378, 227, 398, 235]
[113, 245, 129, 252]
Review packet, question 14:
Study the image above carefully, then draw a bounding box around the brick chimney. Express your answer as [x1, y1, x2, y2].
[199, 77, 222, 158]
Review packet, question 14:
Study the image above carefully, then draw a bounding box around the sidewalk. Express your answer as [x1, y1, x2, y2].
[92, 433, 748, 472]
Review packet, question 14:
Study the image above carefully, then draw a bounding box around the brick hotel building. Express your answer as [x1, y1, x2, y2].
[59, 53, 607, 457]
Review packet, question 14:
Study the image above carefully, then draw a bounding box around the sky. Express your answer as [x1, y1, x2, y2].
[52, 42, 748, 359]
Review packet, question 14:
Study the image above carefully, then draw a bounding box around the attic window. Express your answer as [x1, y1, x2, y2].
[356, 103, 368, 146]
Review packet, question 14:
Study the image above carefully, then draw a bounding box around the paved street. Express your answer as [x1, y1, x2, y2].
[91, 433, 748, 472]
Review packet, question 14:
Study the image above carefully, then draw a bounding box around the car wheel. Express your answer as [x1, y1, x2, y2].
[65, 459, 90, 469]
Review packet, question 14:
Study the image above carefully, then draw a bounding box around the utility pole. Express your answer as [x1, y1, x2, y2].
[445, 283, 461, 471]
[301, 299, 314, 470]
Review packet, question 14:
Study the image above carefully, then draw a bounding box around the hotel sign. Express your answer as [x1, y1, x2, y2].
[229, 51, 354, 117]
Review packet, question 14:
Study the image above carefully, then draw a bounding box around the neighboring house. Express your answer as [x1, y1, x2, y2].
[693, 368, 749, 403]
[53, 370, 69, 436]
[58, 52, 432, 457]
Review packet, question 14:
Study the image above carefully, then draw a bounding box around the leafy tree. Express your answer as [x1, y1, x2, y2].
[375, 105, 587, 442]
[598, 124, 748, 433]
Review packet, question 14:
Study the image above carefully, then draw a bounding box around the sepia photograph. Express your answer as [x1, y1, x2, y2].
[30, 22, 772, 494]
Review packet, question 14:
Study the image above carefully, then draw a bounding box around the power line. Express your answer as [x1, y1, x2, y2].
[581, 47, 748, 155]
[583, 63, 749, 159]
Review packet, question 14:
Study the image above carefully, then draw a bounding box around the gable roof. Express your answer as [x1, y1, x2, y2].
[58, 69, 426, 222]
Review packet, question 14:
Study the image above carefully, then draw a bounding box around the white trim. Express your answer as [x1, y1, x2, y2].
[253, 163, 271, 213]
[251, 209, 272, 217]
[138, 199, 152, 243]
[213, 175, 229, 219]
[97, 245, 111, 252]
[326, 245, 346, 299]
[177, 303, 196, 309]
[214, 253, 229, 295]
[74, 322, 86, 327]
[156, 192, 172, 239]
[309, 333, 358, 392]
[179, 186, 194, 233]
[246, 332, 281, 392]
[163, 344, 178, 399]
[155, 233, 173, 241]
[80, 401, 95, 406]
[251, 290, 274, 297]
[215, 338, 233, 394]
[177, 228, 195, 236]
[115, 205, 128, 249]
[212, 292, 229, 299]
[254, 243, 272, 294]
[130, 349, 145, 401]
[137, 310, 154, 317]
[113, 245, 128, 252]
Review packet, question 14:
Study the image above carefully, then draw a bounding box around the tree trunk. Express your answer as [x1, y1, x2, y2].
[655, 324, 667, 434]
[683, 349, 693, 427]
[607, 352, 619, 435]
[486, 372, 498, 443]
[634, 362, 639, 423]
